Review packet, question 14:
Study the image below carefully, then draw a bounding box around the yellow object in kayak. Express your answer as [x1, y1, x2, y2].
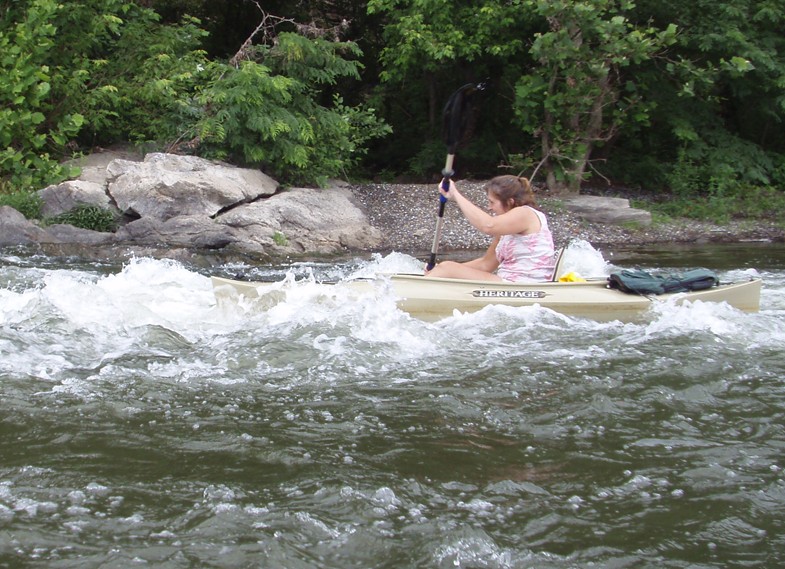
[558, 272, 586, 282]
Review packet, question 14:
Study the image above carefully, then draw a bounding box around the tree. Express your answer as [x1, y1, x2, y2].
[1, 0, 389, 191]
[0, 0, 210, 191]
[618, 0, 785, 194]
[193, 11, 391, 185]
[365, 0, 680, 191]
[513, 0, 676, 195]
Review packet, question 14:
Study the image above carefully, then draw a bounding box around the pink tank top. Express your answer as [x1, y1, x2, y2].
[495, 207, 555, 282]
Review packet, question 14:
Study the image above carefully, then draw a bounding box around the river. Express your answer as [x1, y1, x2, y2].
[1, 242, 783, 568]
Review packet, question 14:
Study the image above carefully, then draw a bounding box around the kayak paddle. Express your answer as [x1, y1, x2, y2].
[426, 81, 487, 271]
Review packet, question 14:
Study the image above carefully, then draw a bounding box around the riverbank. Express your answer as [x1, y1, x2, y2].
[3, 161, 782, 265]
[350, 181, 785, 254]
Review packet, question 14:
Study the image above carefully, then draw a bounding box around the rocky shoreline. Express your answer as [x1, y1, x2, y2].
[350, 181, 785, 255]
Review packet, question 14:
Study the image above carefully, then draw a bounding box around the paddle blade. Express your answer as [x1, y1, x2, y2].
[441, 81, 487, 153]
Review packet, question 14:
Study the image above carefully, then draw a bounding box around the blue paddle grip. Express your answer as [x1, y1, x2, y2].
[440, 170, 453, 203]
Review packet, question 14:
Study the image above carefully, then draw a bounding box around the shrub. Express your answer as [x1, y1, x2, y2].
[45, 205, 118, 232]
[195, 33, 390, 186]
[0, 190, 43, 219]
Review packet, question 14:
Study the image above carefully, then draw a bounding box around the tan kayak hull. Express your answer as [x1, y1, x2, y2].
[212, 274, 761, 322]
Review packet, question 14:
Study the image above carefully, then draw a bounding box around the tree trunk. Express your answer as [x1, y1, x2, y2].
[566, 72, 612, 193]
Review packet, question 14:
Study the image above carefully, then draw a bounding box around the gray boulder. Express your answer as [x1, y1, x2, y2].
[107, 153, 278, 221]
[0, 206, 116, 248]
[115, 215, 239, 250]
[2, 150, 386, 258]
[217, 186, 384, 255]
[64, 146, 143, 186]
[38, 180, 116, 219]
[45, 223, 116, 246]
[0, 206, 55, 246]
[563, 196, 652, 226]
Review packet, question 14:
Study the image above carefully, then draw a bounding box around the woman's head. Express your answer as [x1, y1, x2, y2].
[485, 175, 536, 212]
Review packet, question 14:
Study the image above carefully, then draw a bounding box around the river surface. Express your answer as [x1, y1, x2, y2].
[1, 242, 783, 568]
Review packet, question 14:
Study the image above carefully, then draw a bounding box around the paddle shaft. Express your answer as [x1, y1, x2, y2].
[426, 154, 455, 270]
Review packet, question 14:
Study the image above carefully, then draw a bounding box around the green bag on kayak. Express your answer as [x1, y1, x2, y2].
[607, 268, 719, 295]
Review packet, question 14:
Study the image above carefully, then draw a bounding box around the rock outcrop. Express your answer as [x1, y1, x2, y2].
[0, 206, 53, 246]
[1, 150, 383, 260]
[562, 196, 652, 226]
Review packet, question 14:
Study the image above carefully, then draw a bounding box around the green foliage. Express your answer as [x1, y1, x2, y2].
[272, 231, 288, 246]
[334, 95, 393, 175]
[4, 0, 785, 213]
[195, 33, 390, 185]
[0, 190, 42, 219]
[45, 204, 118, 232]
[650, 133, 785, 223]
[0, 0, 83, 191]
[625, 0, 785, 194]
[367, 0, 785, 201]
[737, 185, 785, 222]
[0, 0, 210, 191]
[364, 0, 537, 178]
[649, 181, 785, 224]
[100, 13, 212, 145]
[368, 0, 529, 82]
[42, 2, 212, 147]
[667, 128, 778, 201]
[514, 0, 677, 193]
[406, 140, 448, 179]
[2, 1, 390, 191]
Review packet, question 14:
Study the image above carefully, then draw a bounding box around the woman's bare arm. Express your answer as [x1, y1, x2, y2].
[446, 182, 540, 236]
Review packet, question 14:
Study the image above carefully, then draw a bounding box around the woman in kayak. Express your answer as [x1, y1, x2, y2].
[425, 175, 556, 282]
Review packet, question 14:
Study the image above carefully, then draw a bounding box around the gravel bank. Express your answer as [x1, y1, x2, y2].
[350, 181, 785, 254]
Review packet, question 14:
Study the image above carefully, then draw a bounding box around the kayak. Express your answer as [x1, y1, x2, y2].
[211, 273, 762, 322]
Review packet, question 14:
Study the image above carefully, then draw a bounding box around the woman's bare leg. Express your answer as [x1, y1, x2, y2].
[426, 261, 503, 281]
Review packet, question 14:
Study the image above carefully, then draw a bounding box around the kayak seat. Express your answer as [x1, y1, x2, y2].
[551, 248, 566, 281]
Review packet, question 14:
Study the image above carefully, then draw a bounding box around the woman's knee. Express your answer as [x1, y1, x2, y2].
[429, 261, 459, 277]
[433, 261, 484, 279]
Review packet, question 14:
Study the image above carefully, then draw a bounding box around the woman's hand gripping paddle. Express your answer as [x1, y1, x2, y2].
[426, 81, 487, 271]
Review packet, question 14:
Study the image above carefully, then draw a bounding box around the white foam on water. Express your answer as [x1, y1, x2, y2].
[345, 251, 425, 279]
[642, 291, 784, 346]
[43, 257, 219, 338]
[2, 258, 243, 387]
[6, 257, 222, 339]
[643, 298, 747, 336]
[559, 239, 612, 278]
[0, 287, 42, 326]
[1, 250, 782, 568]
[3, 253, 782, 395]
[248, 275, 445, 363]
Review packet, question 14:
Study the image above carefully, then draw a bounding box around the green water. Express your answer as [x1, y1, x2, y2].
[0, 245, 783, 568]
